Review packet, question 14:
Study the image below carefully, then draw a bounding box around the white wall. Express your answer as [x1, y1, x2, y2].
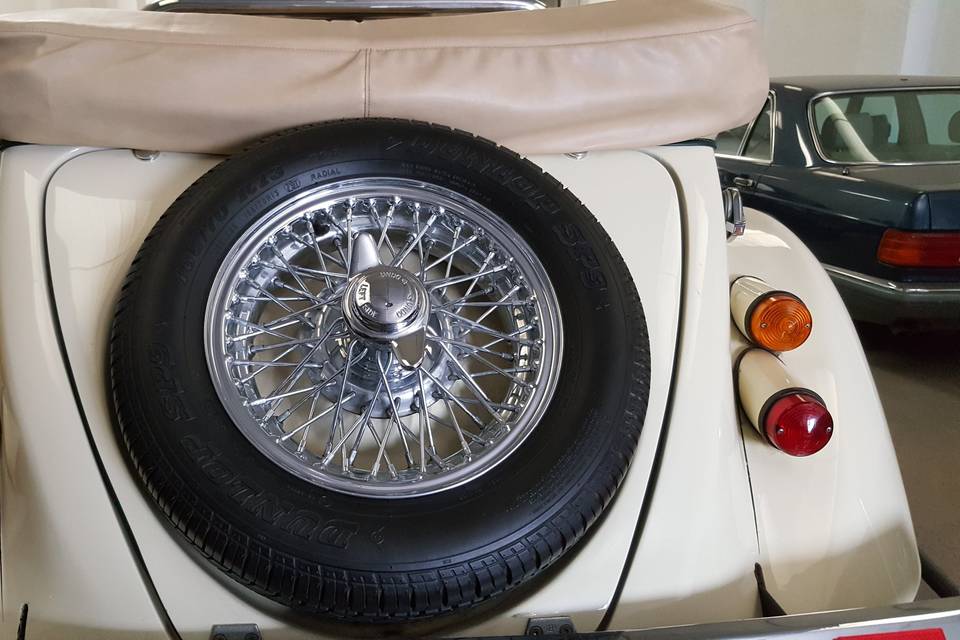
[0, 0, 139, 9]
[722, 0, 960, 78]
[4, 0, 959, 79]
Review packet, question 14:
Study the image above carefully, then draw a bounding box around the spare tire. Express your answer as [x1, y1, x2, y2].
[111, 119, 650, 623]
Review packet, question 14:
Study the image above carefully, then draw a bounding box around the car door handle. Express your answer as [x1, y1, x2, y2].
[733, 176, 756, 188]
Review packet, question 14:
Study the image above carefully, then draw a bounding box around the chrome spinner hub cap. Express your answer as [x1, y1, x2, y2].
[343, 266, 430, 341]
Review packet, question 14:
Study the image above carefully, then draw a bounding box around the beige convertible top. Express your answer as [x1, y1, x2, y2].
[0, 0, 767, 155]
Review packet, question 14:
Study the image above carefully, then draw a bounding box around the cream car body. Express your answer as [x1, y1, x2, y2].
[0, 0, 923, 638]
[0, 142, 919, 638]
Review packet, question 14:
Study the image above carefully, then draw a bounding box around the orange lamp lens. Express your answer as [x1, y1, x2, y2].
[748, 293, 812, 351]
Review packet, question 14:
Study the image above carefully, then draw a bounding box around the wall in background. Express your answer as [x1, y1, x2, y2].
[0, 0, 139, 8]
[722, 0, 960, 78]
[5, 0, 960, 79]
[572, 0, 960, 78]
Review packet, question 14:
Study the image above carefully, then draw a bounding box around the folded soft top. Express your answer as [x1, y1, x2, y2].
[0, 0, 767, 155]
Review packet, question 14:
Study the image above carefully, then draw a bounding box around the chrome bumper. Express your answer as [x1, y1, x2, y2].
[461, 597, 960, 639]
[611, 598, 958, 640]
[824, 264, 960, 326]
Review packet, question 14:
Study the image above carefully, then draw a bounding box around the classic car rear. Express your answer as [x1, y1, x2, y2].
[0, 2, 936, 639]
[716, 78, 960, 327]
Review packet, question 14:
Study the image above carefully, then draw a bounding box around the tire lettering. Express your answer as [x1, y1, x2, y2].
[552, 224, 608, 291]
[180, 435, 359, 549]
[147, 344, 195, 421]
[397, 135, 562, 215]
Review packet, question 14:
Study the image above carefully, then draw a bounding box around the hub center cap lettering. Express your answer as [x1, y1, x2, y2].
[343, 266, 430, 341]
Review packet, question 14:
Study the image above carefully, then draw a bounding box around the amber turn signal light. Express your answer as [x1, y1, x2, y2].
[731, 276, 812, 352]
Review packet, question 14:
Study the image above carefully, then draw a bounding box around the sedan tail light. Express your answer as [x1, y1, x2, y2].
[837, 630, 945, 640]
[731, 276, 812, 352]
[737, 349, 833, 457]
[877, 229, 960, 267]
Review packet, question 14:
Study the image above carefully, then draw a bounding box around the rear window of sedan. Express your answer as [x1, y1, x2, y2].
[812, 89, 960, 164]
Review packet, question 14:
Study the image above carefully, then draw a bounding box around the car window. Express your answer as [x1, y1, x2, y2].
[743, 98, 773, 161]
[814, 96, 849, 130]
[859, 95, 899, 143]
[715, 124, 749, 155]
[919, 93, 960, 144]
[812, 89, 960, 163]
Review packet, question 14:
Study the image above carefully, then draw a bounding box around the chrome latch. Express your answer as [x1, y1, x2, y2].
[723, 186, 746, 238]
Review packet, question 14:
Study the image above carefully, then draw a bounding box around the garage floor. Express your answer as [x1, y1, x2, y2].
[858, 325, 960, 597]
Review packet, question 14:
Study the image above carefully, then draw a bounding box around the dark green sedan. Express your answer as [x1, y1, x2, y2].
[716, 76, 960, 328]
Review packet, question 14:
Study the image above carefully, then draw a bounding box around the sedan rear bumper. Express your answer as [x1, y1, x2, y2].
[460, 597, 960, 640]
[824, 264, 960, 327]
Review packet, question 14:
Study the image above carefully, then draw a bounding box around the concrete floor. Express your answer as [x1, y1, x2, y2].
[858, 324, 960, 595]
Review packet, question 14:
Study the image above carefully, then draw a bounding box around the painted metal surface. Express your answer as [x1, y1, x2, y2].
[0, 146, 173, 639]
[0, 142, 919, 637]
[728, 207, 920, 614]
[604, 145, 762, 630]
[39, 147, 682, 637]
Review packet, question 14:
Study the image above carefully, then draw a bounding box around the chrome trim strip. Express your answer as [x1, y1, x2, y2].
[744, 90, 776, 163]
[468, 597, 960, 639]
[715, 90, 775, 164]
[144, 0, 545, 14]
[806, 85, 960, 167]
[823, 263, 960, 294]
[618, 597, 960, 640]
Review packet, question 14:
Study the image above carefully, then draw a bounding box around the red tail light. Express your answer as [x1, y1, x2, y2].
[877, 230, 960, 267]
[763, 391, 833, 457]
[737, 349, 834, 457]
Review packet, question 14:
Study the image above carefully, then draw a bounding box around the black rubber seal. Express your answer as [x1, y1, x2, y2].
[16, 604, 28, 640]
[754, 563, 787, 617]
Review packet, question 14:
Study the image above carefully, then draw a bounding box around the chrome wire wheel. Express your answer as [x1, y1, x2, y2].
[205, 178, 562, 498]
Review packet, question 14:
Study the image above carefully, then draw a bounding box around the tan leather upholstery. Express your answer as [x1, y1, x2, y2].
[0, 0, 768, 154]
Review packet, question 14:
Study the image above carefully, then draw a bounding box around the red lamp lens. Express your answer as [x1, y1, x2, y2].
[763, 392, 833, 456]
[877, 229, 960, 267]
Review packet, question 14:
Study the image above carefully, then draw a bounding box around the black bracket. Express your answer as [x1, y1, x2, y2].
[210, 623, 262, 640]
[526, 616, 577, 636]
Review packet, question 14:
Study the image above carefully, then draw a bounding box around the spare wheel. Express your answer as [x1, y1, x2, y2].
[110, 119, 651, 623]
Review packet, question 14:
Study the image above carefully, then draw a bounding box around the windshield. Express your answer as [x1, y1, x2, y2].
[811, 89, 960, 164]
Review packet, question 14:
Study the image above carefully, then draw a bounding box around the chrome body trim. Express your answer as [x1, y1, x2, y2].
[823, 263, 960, 295]
[143, 0, 545, 15]
[723, 186, 746, 237]
[715, 90, 776, 164]
[607, 597, 960, 640]
[806, 85, 960, 167]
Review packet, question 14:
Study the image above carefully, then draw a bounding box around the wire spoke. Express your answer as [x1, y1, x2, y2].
[435, 309, 537, 345]
[420, 367, 488, 429]
[424, 262, 509, 291]
[391, 209, 438, 267]
[377, 353, 415, 467]
[463, 350, 533, 388]
[427, 335, 515, 362]
[425, 232, 478, 272]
